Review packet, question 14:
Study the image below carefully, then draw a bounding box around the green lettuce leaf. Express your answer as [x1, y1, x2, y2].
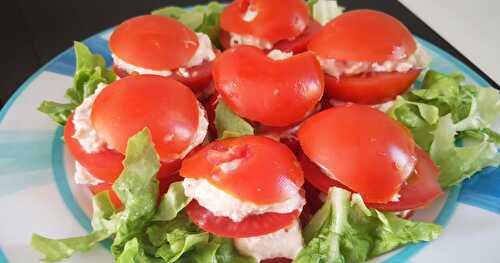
[215, 100, 254, 139]
[178, 236, 256, 263]
[111, 128, 161, 255]
[153, 182, 192, 221]
[389, 70, 500, 188]
[294, 187, 442, 263]
[31, 191, 118, 262]
[152, 2, 224, 46]
[116, 238, 163, 263]
[38, 41, 116, 126]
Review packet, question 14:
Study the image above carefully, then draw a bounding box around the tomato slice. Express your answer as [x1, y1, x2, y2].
[220, 0, 309, 43]
[180, 136, 304, 204]
[187, 200, 300, 238]
[308, 10, 417, 62]
[273, 20, 322, 53]
[213, 46, 324, 127]
[220, 19, 322, 53]
[368, 147, 443, 211]
[298, 105, 416, 203]
[65, 114, 124, 183]
[201, 92, 221, 139]
[298, 151, 350, 193]
[91, 75, 203, 162]
[109, 15, 198, 70]
[324, 69, 421, 104]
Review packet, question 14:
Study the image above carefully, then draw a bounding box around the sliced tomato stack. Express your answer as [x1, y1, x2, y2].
[213, 46, 324, 127]
[109, 15, 216, 95]
[308, 10, 425, 104]
[65, 75, 208, 208]
[219, 0, 320, 53]
[298, 104, 443, 211]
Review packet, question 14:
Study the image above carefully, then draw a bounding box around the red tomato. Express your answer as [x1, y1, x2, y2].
[180, 136, 304, 204]
[368, 147, 443, 211]
[308, 10, 417, 62]
[213, 46, 324, 127]
[91, 75, 204, 162]
[201, 92, 221, 138]
[220, 19, 322, 53]
[273, 20, 322, 53]
[220, 0, 309, 43]
[112, 61, 214, 96]
[187, 200, 300, 238]
[298, 105, 417, 203]
[88, 183, 123, 209]
[109, 15, 198, 70]
[64, 114, 124, 183]
[298, 151, 350, 193]
[65, 114, 181, 183]
[324, 69, 421, 104]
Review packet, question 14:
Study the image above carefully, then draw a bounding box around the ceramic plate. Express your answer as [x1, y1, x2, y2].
[1, 27, 499, 263]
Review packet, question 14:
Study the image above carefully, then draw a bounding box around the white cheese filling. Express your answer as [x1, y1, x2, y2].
[177, 102, 209, 159]
[267, 49, 293, 61]
[113, 32, 215, 77]
[229, 33, 274, 50]
[74, 161, 104, 185]
[234, 220, 304, 261]
[183, 178, 305, 222]
[242, 6, 258, 22]
[318, 45, 431, 78]
[72, 83, 108, 153]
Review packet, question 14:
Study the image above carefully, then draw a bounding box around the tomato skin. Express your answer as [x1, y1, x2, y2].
[213, 46, 324, 127]
[91, 75, 203, 162]
[220, 0, 309, 43]
[298, 105, 417, 203]
[308, 10, 417, 62]
[201, 92, 221, 139]
[273, 20, 322, 53]
[220, 19, 322, 53]
[368, 147, 443, 211]
[109, 15, 198, 70]
[65, 114, 124, 183]
[180, 136, 304, 205]
[298, 151, 350, 194]
[187, 200, 300, 238]
[324, 69, 421, 104]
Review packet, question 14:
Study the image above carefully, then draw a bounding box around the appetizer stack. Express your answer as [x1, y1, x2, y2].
[34, 0, 500, 262]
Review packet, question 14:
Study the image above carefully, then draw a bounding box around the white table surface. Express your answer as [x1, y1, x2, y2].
[400, 0, 500, 84]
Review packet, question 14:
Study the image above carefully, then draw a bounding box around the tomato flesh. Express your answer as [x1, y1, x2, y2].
[181, 136, 304, 204]
[368, 147, 443, 211]
[308, 10, 417, 62]
[187, 200, 300, 238]
[298, 105, 416, 203]
[109, 15, 198, 70]
[324, 69, 421, 104]
[220, 0, 309, 43]
[91, 75, 202, 162]
[213, 46, 324, 127]
[88, 183, 123, 209]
